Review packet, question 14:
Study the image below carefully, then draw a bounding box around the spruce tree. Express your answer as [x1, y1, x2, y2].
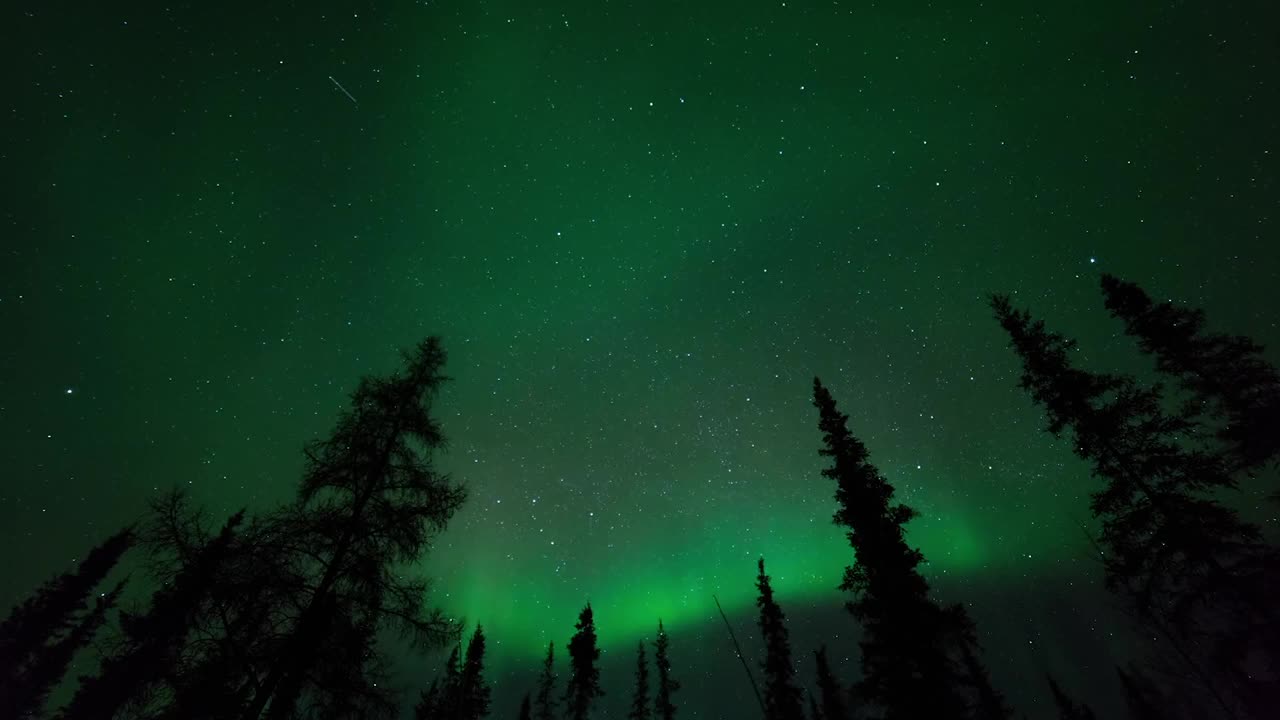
[534, 642, 558, 720]
[653, 620, 679, 720]
[755, 558, 804, 720]
[629, 641, 650, 720]
[61, 511, 245, 720]
[1046, 674, 1096, 720]
[240, 337, 467, 719]
[518, 693, 533, 720]
[1101, 273, 1280, 472]
[813, 378, 994, 719]
[458, 625, 492, 719]
[813, 646, 849, 720]
[3, 580, 126, 719]
[0, 529, 132, 718]
[415, 679, 441, 720]
[563, 604, 604, 720]
[992, 295, 1279, 716]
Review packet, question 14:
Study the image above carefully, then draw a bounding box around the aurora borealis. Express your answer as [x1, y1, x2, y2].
[3, 0, 1279, 717]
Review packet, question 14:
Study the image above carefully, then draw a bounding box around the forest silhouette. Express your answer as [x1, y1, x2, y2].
[1, 275, 1277, 720]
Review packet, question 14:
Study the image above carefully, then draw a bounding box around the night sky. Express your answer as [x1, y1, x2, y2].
[3, 1, 1279, 718]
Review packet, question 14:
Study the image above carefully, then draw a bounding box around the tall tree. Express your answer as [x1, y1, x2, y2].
[755, 558, 805, 720]
[534, 642, 558, 720]
[813, 378, 995, 719]
[628, 641, 650, 720]
[415, 679, 441, 720]
[1101, 273, 1280, 472]
[458, 625, 493, 719]
[1046, 674, 1096, 720]
[0, 529, 132, 719]
[241, 337, 467, 719]
[562, 603, 604, 720]
[61, 511, 245, 720]
[813, 646, 849, 720]
[992, 295, 1280, 717]
[518, 693, 533, 720]
[652, 620, 679, 720]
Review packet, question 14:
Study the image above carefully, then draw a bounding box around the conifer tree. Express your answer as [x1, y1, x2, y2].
[563, 604, 604, 720]
[813, 378, 996, 719]
[653, 620, 679, 720]
[518, 693, 533, 720]
[1046, 674, 1096, 720]
[0, 528, 132, 718]
[992, 295, 1279, 717]
[415, 679, 441, 720]
[813, 646, 849, 720]
[1101, 273, 1280, 472]
[755, 558, 805, 720]
[458, 625, 493, 719]
[0, 528, 133, 675]
[534, 642, 558, 720]
[61, 511, 246, 720]
[3, 580, 126, 719]
[629, 641, 650, 720]
[240, 337, 467, 720]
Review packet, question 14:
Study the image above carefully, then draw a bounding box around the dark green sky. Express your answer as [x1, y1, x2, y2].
[3, 1, 1278, 717]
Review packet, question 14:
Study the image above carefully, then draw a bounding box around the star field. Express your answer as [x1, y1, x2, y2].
[2, 1, 1278, 717]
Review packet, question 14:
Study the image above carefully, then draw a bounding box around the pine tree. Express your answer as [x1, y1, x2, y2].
[0, 528, 132, 718]
[813, 646, 849, 720]
[652, 620, 679, 720]
[61, 511, 246, 720]
[563, 604, 604, 720]
[457, 625, 492, 719]
[813, 378, 993, 719]
[0, 528, 133, 674]
[240, 337, 467, 720]
[4, 580, 126, 719]
[628, 641, 650, 720]
[518, 693, 533, 720]
[755, 558, 805, 720]
[1046, 674, 1096, 720]
[992, 295, 1279, 716]
[534, 642, 558, 720]
[1101, 273, 1280, 472]
[415, 679, 441, 720]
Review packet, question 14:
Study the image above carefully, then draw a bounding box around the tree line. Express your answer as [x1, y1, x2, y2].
[1, 274, 1276, 719]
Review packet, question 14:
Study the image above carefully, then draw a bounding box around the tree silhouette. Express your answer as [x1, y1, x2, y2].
[60, 511, 245, 720]
[240, 337, 467, 720]
[628, 641, 650, 720]
[992, 294, 1280, 717]
[1101, 273, 1280, 473]
[534, 642, 558, 720]
[415, 678, 441, 720]
[961, 642, 1013, 720]
[518, 693, 533, 720]
[812, 378, 996, 719]
[0, 528, 132, 718]
[755, 558, 804, 720]
[563, 603, 604, 720]
[653, 620, 679, 720]
[1046, 674, 1096, 720]
[813, 646, 850, 720]
[458, 625, 493, 719]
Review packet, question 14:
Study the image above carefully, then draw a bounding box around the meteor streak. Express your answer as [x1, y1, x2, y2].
[328, 75, 357, 104]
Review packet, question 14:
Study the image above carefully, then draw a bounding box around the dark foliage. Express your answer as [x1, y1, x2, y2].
[241, 337, 467, 720]
[1101, 274, 1280, 473]
[534, 642, 557, 720]
[60, 511, 245, 720]
[563, 604, 604, 720]
[653, 620, 679, 720]
[517, 692, 532, 720]
[961, 642, 1013, 720]
[628, 641, 650, 720]
[1045, 674, 1096, 720]
[992, 294, 1280, 717]
[755, 558, 804, 720]
[0, 529, 132, 719]
[813, 378, 994, 719]
[813, 646, 849, 720]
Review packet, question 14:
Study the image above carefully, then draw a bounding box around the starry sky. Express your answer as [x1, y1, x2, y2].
[3, 1, 1278, 718]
